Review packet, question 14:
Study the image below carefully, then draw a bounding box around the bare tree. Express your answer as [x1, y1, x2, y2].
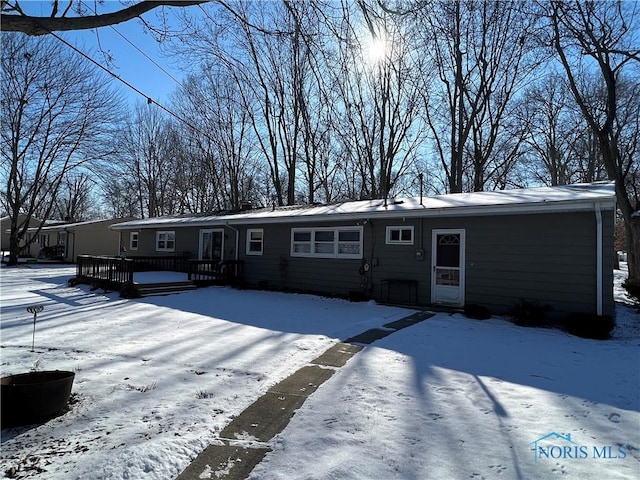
[549, 0, 640, 281]
[119, 103, 179, 218]
[172, 71, 260, 211]
[54, 172, 95, 222]
[1, 33, 120, 265]
[178, 1, 332, 206]
[1, 0, 207, 35]
[521, 74, 591, 185]
[332, 2, 426, 200]
[419, 0, 539, 193]
[99, 175, 142, 219]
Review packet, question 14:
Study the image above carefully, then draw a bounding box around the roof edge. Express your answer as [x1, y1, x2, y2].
[110, 196, 616, 230]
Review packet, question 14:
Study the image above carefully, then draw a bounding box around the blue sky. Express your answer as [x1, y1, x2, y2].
[23, 1, 189, 106]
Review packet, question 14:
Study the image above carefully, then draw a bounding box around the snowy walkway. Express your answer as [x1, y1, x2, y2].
[177, 312, 434, 480]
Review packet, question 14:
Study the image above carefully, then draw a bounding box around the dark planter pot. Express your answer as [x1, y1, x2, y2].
[1, 370, 75, 427]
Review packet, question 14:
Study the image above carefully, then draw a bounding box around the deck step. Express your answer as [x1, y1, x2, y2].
[136, 281, 197, 297]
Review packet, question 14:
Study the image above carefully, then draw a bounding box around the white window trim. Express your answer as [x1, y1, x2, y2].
[290, 226, 363, 259]
[156, 231, 175, 252]
[386, 226, 414, 245]
[246, 228, 264, 256]
[129, 232, 139, 251]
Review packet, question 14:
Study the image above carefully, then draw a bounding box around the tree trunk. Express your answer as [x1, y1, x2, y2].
[623, 204, 640, 281]
[7, 217, 21, 266]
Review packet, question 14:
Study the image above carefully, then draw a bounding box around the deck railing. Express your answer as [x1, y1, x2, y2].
[188, 259, 244, 285]
[75, 254, 243, 288]
[127, 253, 191, 273]
[76, 255, 134, 285]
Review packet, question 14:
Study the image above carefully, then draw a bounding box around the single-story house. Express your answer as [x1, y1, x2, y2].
[28, 218, 135, 262]
[110, 182, 616, 318]
[1, 214, 42, 255]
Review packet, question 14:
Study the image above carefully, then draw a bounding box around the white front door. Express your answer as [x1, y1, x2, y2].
[199, 229, 224, 261]
[431, 229, 465, 306]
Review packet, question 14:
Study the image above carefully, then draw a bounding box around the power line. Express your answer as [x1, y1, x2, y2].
[48, 30, 214, 144]
[79, 0, 186, 91]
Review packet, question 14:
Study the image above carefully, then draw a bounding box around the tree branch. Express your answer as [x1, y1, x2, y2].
[1, 0, 209, 35]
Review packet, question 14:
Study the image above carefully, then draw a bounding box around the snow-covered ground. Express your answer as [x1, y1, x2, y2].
[1, 264, 638, 479]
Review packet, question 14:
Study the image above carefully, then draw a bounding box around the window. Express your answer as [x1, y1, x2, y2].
[386, 226, 414, 245]
[292, 230, 312, 254]
[129, 232, 139, 251]
[291, 227, 363, 259]
[246, 229, 263, 256]
[200, 229, 223, 260]
[156, 231, 175, 252]
[39, 234, 49, 247]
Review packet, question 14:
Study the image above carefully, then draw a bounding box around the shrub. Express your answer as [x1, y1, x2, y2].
[463, 304, 492, 320]
[510, 299, 550, 327]
[68, 277, 81, 287]
[90, 280, 111, 292]
[622, 278, 640, 303]
[563, 313, 615, 340]
[349, 290, 368, 302]
[120, 281, 140, 299]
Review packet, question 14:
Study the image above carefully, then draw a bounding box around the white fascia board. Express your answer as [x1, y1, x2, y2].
[110, 220, 219, 230]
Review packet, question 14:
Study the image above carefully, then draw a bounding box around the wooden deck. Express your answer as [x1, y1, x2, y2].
[75, 255, 244, 296]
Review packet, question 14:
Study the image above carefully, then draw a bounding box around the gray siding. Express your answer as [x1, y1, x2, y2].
[239, 209, 615, 318]
[459, 211, 614, 318]
[239, 221, 364, 295]
[125, 226, 237, 260]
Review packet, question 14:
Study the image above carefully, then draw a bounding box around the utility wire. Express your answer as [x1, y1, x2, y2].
[48, 30, 214, 144]
[79, 0, 186, 91]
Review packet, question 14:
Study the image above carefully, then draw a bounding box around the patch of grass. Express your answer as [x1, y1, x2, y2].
[127, 382, 156, 393]
[196, 390, 215, 399]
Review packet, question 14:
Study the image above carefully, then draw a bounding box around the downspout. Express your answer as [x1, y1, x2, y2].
[226, 223, 240, 261]
[69, 228, 75, 262]
[595, 203, 602, 316]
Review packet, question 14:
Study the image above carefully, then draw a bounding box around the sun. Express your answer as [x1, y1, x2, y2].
[366, 36, 388, 64]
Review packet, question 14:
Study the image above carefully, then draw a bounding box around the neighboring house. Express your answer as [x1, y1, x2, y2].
[27, 218, 135, 262]
[110, 183, 616, 318]
[1, 215, 42, 255]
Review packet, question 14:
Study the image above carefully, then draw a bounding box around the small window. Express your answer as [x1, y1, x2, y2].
[129, 232, 139, 251]
[156, 231, 175, 252]
[386, 226, 414, 245]
[246, 229, 263, 256]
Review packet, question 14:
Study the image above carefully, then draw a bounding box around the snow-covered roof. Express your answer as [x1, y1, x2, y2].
[31, 218, 132, 232]
[110, 182, 616, 230]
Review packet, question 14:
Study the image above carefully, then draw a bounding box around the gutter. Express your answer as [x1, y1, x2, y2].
[595, 203, 603, 316]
